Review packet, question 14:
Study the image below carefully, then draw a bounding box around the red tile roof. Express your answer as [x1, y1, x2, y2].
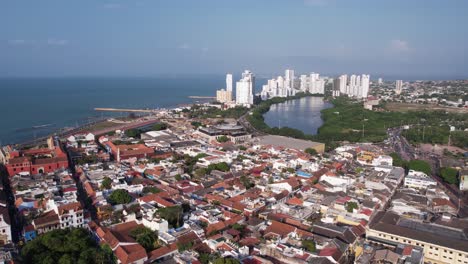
[148, 243, 178, 262]
[114, 244, 147, 264]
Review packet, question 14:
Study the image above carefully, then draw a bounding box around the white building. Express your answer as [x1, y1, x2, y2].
[226, 73, 233, 93]
[378, 78, 383, 85]
[404, 170, 437, 189]
[56, 202, 85, 229]
[236, 70, 255, 106]
[339, 74, 370, 98]
[261, 70, 326, 100]
[216, 89, 232, 103]
[0, 207, 12, 245]
[395, 80, 403, 95]
[285, 69, 295, 89]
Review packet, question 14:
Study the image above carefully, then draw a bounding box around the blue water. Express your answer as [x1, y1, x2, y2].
[263, 96, 333, 135]
[0, 77, 265, 144]
[296, 170, 311, 178]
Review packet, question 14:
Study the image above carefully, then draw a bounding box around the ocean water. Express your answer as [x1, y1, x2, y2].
[263, 96, 333, 135]
[0, 77, 265, 144]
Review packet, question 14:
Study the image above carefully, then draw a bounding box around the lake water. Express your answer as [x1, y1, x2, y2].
[263, 96, 333, 135]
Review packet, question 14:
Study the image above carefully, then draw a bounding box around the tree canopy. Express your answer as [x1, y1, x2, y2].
[124, 128, 141, 138]
[212, 257, 240, 264]
[216, 135, 229, 143]
[108, 189, 133, 205]
[302, 239, 316, 252]
[304, 148, 318, 155]
[101, 177, 112, 190]
[439, 167, 458, 185]
[389, 152, 407, 168]
[142, 186, 161, 194]
[21, 228, 115, 264]
[156, 205, 183, 228]
[345, 201, 358, 213]
[129, 226, 159, 252]
[407, 160, 432, 175]
[152, 123, 168, 131]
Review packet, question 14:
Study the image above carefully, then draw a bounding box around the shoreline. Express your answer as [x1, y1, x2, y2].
[5, 97, 212, 147]
[246, 93, 334, 146]
[263, 96, 333, 135]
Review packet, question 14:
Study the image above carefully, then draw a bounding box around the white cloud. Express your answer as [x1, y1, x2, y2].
[390, 39, 410, 52]
[47, 38, 68, 46]
[8, 39, 26, 45]
[178, 43, 190, 50]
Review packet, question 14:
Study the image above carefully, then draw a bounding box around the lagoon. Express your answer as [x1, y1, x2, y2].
[263, 96, 333, 135]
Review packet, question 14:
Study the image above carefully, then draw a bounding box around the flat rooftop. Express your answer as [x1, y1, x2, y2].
[369, 211, 468, 252]
[256, 135, 324, 151]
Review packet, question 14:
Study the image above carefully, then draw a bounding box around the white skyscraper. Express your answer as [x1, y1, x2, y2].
[285, 69, 295, 88]
[340, 73, 370, 98]
[226, 73, 233, 93]
[236, 70, 255, 105]
[308, 73, 324, 94]
[378, 78, 383, 85]
[339, 75, 347, 93]
[360, 74, 370, 98]
[395, 80, 403, 95]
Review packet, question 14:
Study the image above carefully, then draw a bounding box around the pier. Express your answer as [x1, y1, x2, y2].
[188, 96, 216, 99]
[94, 108, 158, 113]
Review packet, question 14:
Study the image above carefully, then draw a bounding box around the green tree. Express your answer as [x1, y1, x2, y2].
[156, 206, 183, 228]
[142, 186, 161, 194]
[152, 123, 168, 131]
[213, 257, 240, 264]
[108, 189, 133, 205]
[21, 228, 116, 264]
[390, 152, 407, 168]
[194, 168, 208, 178]
[345, 201, 358, 213]
[130, 226, 158, 251]
[207, 162, 230, 172]
[101, 177, 112, 190]
[191, 121, 202, 128]
[177, 241, 193, 252]
[240, 175, 254, 189]
[304, 148, 318, 155]
[408, 160, 432, 175]
[439, 167, 458, 185]
[124, 128, 141, 138]
[217, 135, 230, 143]
[302, 239, 316, 252]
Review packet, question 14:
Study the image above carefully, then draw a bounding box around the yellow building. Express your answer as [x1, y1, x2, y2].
[216, 89, 232, 103]
[367, 212, 468, 264]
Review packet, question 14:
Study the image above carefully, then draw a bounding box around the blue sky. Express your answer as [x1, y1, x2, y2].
[1, 0, 467, 78]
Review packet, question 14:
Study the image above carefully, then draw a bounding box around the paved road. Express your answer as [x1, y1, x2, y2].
[388, 127, 468, 217]
[238, 110, 266, 137]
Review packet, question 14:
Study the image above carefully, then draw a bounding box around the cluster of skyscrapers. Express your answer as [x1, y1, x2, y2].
[216, 70, 374, 106]
[332, 74, 370, 98]
[260, 69, 326, 100]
